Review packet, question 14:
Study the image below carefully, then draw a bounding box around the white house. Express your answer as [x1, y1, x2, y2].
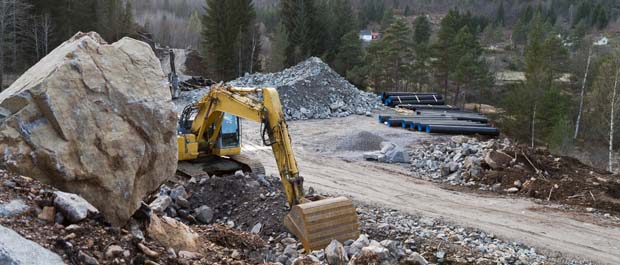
[359, 30, 372, 42]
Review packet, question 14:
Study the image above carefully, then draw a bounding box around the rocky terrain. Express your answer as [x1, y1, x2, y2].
[229, 57, 382, 120]
[365, 135, 620, 219]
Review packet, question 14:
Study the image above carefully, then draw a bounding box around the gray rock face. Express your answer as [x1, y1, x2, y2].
[53, 191, 98, 223]
[0, 225, 64, 265]
[0, 199, 28, 218]
[229, 57, 382, 120]
[0, 32, 177, 226]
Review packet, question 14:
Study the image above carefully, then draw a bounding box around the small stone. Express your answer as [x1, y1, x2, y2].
[514, 180, 522, 188]
[65, 224, 81, 232]
[105, 245, 124, 259]
[194, 205, 214, 224]
[53, 191, 98, 223]
[175, 197, 190, 209]
[137, 243, 160, 258]
[284, 244, 299, 258]
[178, 250, 202, 260]
[281, 237, 297, 245]
[234, 170, 245, 178]
[0, 199, 29, 218]
[37, 206, 56, 222]
[404, 252, 428, 265]
[149, 195, 172, 213]
[170, 186, 187, 201]
[505, 187, 519, 193]
[231, 250, 240, 259]
[78, 251, 99, 265]
[251, 223, 262, 234]
[325, 240, 348, 265]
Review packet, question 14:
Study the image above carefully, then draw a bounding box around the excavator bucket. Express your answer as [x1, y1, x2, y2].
[283, 197, 360, 252]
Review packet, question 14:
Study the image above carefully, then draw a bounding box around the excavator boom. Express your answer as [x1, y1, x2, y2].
[177, 85, 360, 251]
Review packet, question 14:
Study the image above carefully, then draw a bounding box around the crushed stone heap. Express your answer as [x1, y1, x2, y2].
[0, 32, 178, 226]
[229, 57, 382, 120]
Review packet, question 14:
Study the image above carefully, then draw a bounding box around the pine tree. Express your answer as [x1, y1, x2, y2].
[432, 10, 460, 99]
[404, 5, 411, 17]
[324, 0, 356, 65]
[451, 26, 490, 106]
[280, 0, 320, 66]
[268, 22, 289, 72]
[413, 15, 431, 45]
[377, 18, 414, 90]
[334, 31, 363, 76]
[380, 8, 394, 30]
[202, 0, 260, 81]
[495, 1, 505, 26]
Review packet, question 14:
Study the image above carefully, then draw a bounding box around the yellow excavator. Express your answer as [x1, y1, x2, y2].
[176, 84, 360, 251]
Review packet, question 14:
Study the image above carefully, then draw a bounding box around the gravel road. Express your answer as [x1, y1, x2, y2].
[241, 114, 620, 265]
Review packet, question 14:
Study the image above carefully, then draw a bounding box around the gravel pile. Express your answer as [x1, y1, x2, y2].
[229, 57, 382, 120]
[357, 207, 566, 265]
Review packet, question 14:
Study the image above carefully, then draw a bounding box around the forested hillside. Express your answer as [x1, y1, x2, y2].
[3, 0, 620, 170]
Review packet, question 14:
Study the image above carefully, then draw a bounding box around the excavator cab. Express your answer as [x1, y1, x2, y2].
[212, 113, 241, 156]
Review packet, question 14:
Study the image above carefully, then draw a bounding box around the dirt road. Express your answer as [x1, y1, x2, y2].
[242, 115, 620, 265]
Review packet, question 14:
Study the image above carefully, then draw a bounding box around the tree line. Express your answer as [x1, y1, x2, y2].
[0, 0, 135, 89]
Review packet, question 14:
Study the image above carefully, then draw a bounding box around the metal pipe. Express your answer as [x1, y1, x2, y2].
[417, 122, 489, 131]
[398, 105, 460, 111]
[381, 92, 438, 101]
[426, 125, 500, 136]
[387, 99, 446, 107]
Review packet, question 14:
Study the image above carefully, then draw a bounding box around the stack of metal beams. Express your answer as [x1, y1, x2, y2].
[379, 92, 499, 136]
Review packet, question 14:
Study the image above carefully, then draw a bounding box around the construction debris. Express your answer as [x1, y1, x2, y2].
[376, 135, 620, 216]
[229, 57, 382, 120]
[0, 32, 177, 226]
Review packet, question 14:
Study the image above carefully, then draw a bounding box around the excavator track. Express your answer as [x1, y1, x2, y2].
[177, 154, 265, 178]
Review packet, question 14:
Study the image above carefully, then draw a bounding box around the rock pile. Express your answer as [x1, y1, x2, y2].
[0, 32, 177, 226]
[229, 57, 382, 120]
[408, 136, 508, 186]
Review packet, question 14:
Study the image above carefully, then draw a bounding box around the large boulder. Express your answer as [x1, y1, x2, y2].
[0, 32, 177, 226]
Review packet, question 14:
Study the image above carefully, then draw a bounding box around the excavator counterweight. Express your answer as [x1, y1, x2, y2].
[177, 84, 360, 251]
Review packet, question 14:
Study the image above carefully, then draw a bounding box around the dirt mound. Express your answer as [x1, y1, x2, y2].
[337, 131, 386, 151]
[229, 57, 382, 120]
[478, 147, 620, 215]
[187, 173, 289, 237]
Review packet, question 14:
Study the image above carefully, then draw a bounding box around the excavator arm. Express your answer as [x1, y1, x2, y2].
[184, 85, 304, 205]
[177, 85, 360, 251]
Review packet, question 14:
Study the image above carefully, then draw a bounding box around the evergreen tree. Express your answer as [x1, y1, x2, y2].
[495, 1, 505, 27]
[268, 22, 289, 72]
[413, 15, 431, 45]
[451, 26, 491, 106]
[378, 18, 414, 90]
[432, 10, 460, 99]
[381, 8, 395, 31]
[280, 0, 320, 66]
[404, 5, 411, 17]
[325, 0, 356, 65]
[202, 0, 259, 81]
[334, 31, 363, 76]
